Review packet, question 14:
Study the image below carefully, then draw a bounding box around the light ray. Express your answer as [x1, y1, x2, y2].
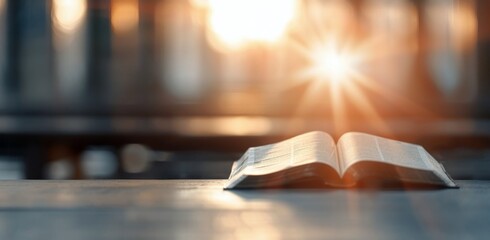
[342, 78, 394, 136]
[331, 80, 349, 136]
[285, 35, 431, 136]
[282, 0, 435, 136]
[289, 77, 327, 115]
[350, 71, 436, 118]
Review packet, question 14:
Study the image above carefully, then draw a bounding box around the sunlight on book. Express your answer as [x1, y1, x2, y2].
[224, 131, 457, 189]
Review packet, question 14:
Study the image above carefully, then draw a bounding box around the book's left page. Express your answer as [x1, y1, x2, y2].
[224, 131, 338, 189]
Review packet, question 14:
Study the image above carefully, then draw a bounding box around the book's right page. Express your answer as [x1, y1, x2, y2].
[337, 132, 456, 187]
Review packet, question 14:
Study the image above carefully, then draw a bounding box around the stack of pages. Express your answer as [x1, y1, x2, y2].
[224, 131, 457, 189]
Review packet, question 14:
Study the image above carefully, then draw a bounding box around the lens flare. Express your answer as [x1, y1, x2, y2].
[298, 41, 360, 86]
[288, 32, 430, 136]
[311, 47, 357, 84]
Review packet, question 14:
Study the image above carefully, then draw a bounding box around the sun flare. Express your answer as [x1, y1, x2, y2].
[295, 40, 362, 87]
[288, 35, 412, 136]
[310, 45, 358, 84]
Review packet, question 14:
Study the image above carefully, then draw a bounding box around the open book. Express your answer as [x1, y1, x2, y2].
[224, 131, 457, 189]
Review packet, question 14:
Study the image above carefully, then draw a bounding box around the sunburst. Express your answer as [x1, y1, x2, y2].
[286, 33, 429, 136]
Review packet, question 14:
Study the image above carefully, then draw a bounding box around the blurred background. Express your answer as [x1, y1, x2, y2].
[0, 0, 489, 180]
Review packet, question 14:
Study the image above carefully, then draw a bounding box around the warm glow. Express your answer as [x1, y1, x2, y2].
[111, 0, 139, 34]
[426, 0, 477, 53]
[206, 0, 297, 51]
[362, 0, 418, 91]
[52, 0, 88, 101]
[302, 0, 356, 36]
[303, 42, 360, 85]
[364, 0, 418, 37]
[52, 0, 87, 33]
[291, 35, 410, 135]
[451, 1, 478, 52]
[313, 48, 356, 84]
[189, 0, 208, 9]
[0, 0, 5, 13]
[173, 117, 272, 136]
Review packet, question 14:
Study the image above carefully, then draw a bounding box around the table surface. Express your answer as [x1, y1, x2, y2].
[0, 180, 489, 240]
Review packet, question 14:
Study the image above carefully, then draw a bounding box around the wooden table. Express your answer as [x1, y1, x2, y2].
[0, 180, 488, 239]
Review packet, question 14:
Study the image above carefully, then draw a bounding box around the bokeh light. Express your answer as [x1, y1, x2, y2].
[205, 0, 297, 51]
[52, 0, 87, 33]
[425, 0, 477, 53]
[111, 0, 139, 34]
[364, 0, 418, 38]
[173, 117, 272, 136]
[0, 0, 5, 13]
[301, 0, 356, 37]
[361, 0, 418, 91]
[425, 0, 478, 98]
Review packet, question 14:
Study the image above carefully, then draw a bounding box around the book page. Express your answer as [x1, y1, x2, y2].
[231, 131, 339, 176]
[338, 132, 434, 175]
